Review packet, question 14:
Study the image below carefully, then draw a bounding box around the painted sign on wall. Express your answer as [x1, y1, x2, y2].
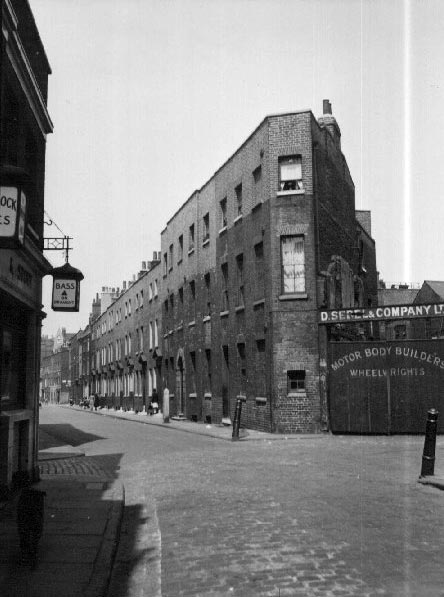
[328, 340, 444, 434]
[320, 303, 444, 323]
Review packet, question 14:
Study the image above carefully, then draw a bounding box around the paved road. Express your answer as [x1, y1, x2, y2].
[39, 405, 444, 597]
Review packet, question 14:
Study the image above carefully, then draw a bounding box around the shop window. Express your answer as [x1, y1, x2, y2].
[287, 370, 306, 393]
[279, 156, 303, 191]
[1, 327, 25, 410]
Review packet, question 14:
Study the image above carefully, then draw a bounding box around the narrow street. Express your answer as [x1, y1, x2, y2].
[39, 405, 444, 597]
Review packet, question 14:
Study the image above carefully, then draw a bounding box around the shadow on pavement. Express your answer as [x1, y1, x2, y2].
[39, 424, 106, 448]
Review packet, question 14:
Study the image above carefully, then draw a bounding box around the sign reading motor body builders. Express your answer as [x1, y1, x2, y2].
[328, 340, 444, 434]
[319, 303, 444, 324]
[52, 278, 77, 311]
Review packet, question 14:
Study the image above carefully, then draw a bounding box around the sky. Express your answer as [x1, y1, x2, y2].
[29, 0, 444, 337]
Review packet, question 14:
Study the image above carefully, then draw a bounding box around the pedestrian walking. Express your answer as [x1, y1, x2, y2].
[94, 393, 99, 411]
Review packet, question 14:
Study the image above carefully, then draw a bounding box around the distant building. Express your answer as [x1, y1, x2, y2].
[68, 326, 91, 403]
[41, 335, 54, 360]
[53, 327, 75, 353]
[378, 283, 419, 339]
[412, 281, 444, 339]
[89, 256, 162, 412]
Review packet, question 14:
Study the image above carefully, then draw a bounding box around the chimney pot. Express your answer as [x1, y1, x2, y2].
[142, 261, 146, 270]
[323, 99, 332, 115]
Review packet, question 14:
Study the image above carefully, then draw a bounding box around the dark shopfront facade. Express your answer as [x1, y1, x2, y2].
[321, 304, 444, 434]
[0, 249, 51, 495]
[1, 0, 53, 495]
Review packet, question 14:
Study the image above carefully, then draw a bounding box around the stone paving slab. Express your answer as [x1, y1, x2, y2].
[0, 455, 124, 597]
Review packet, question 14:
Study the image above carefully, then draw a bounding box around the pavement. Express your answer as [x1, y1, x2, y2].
[0, 405, 443, 597]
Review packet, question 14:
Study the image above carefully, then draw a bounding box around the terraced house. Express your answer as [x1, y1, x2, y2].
[67, 102, 377, 434]
[159, 101, 377, 433]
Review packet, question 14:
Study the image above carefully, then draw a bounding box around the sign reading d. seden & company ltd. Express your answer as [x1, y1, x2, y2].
[319, 303, 444, 324]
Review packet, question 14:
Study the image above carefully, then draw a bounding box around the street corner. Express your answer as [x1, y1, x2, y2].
[418, 476, 444, 491]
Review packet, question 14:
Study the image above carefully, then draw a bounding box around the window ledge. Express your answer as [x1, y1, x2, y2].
[277, 190, 305, 197]
[220, 310, 229, 318]
[188, 320, 196, 328]
[188, 248, 195, 256]
[255, 396, 267, 405]
[219, 226, 227, 236]
[177, 258, 183, 265]
[287, 392, 307, 398]
[279, 293, 308, 301]
[189, 393, 197, 399]
[235, 305, 245, 313]
[202, 315, 211, 322]
[202, 238, 210, 247]
[253, 298, 265, 308]
[234, 214, 243, 224]
[176, 324, 183, 332]
[236, 395, 247, 402]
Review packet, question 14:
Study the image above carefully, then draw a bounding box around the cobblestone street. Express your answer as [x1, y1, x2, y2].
[40, 406, 444, 597]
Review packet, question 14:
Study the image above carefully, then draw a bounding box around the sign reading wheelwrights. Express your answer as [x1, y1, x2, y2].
[328, 340, 444, 433]
[319, 303, 444, 323]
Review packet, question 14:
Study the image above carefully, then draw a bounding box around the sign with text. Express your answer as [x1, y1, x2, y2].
[52, 278, 77, 311]
[319, 303, 444, 324]
[0, 187, 26, 247]
[329, 339, 444, 433]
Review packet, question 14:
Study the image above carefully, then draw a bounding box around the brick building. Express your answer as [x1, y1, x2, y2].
[68, 325, 91, 403]
[40, 347, 70, 404]
[160, 101, 377, 433]
[89, 255, 162, 412]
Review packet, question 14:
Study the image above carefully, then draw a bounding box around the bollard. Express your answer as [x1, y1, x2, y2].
[421, 408, 439, 477]
[163, 388, 170, 423]
[232, 397, 243, 441]
[17, 487, 46, 568]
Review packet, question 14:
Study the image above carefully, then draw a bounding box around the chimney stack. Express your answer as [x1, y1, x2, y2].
[323, 99, 332, 115]
[318, 99, 341, 150]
